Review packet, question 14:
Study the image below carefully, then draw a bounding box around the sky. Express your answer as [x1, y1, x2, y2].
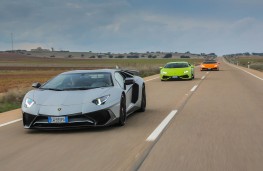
[0, 0, 262, 56]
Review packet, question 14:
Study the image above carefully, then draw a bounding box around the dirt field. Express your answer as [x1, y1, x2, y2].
[0, 52, 203, 93]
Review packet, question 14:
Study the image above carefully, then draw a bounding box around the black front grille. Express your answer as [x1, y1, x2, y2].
[162, 76, 170, 79]
[181, 75, 189, 78]
[25, 110, 112, 129]
[23, 113, 37, 127]
[162, 75, 189, 80]
[85, 110, 111, 125]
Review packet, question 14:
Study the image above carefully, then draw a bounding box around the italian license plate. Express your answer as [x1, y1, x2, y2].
[48, 116, 68, 123]
[172, 76, 178, 78]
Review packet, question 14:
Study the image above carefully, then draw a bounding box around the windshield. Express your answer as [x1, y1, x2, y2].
[164, 63, 189, 68]
[41, 72, 113, 90]
[203, 61, 217, 64]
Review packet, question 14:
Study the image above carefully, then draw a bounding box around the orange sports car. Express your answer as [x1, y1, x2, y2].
[200, 60, 220, 71]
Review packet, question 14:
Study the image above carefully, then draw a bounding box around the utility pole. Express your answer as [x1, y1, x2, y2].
[11, 33, 14, 52]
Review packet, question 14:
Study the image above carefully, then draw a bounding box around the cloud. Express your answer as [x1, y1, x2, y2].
[0, 0, 262, 55]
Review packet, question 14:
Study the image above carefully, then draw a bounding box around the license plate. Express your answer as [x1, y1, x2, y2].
[172, 76, 178, 78]
[48, 116, 68, 123]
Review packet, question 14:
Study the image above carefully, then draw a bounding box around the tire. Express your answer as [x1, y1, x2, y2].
[138, 85, 146, 112]
[118, 94, 126, 126]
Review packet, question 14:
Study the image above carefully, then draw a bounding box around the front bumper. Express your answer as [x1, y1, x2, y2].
[23, 109, 117, 129]
[161, 74, 191, 80]
[200, 67, 218, 71]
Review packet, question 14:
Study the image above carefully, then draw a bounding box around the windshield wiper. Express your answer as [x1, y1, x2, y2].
[40, 88, 63, 91]
[62, 87, 93, 90]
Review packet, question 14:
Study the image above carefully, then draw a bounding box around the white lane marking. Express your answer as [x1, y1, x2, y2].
[223, 58, 263, 81]
[145, 77, 159, 82]
[201, 76, 206, 80]
[0, 118, 22, 127]
[147, 110, 178, 141]
[190, 85, 198, 92]
[232, 65, 263, 81]
[206, 72, 209, 75]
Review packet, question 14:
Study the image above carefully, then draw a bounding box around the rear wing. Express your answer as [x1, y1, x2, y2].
[122, 70, 140, 76]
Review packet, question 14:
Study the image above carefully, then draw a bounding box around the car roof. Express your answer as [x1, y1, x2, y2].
[61, 69, 119, 75]
[202, 60, 217, 63]
[167, 61, 189, 64]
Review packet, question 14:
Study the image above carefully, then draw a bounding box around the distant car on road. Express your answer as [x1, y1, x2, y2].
[160, 62, 195, 81]
[200, 60, 220, 71]
[22, 69, 146, 129]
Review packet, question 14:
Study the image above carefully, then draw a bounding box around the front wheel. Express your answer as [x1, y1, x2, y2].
[118, 94, 126, 126]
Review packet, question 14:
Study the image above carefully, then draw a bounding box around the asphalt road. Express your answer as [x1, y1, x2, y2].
[0, 58, 262, 171]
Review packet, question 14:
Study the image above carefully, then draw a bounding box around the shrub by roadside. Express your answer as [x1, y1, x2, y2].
[0, 88, 31, 113]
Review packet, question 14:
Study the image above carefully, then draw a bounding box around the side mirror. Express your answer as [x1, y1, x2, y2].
[32, 82, 41, 88]
[124, 78, 135, 85]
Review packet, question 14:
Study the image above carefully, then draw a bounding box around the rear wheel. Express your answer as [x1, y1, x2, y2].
[138, 85, 146, 112]
[118, 94, 126, 126]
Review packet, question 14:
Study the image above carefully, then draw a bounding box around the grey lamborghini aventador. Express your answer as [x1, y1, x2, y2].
[22, 69, 146, 129]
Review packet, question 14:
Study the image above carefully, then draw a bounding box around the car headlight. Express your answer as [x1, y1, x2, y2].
[184, 70, 189, 74]
[161, 71, 167, 74]
[92, 95, 110, 105]
[25, 98, 35, 108]
[215, 65, 218, 67]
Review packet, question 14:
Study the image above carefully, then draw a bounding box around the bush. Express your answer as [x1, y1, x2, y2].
[180, 55, 190, 58]
[148, 55, 157, 58]
[163, 53, 172, 58]
[250, 63, 263, 71]
[127, 55, 139, 58]
[0, 87, 31, 113]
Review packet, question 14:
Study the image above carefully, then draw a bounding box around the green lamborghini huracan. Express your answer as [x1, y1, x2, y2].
[160, 62, 195, 81]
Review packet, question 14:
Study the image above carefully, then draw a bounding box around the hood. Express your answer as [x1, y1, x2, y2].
[161, 68, 190, 75]
[32, 88, 111, 106]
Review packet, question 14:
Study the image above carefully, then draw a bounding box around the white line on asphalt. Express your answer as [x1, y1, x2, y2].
[145, 77, 159, 82]
[223, 58, 263, 81]
[190, 85, 198, 92]
[201, 76, 206, 80]
[0, 118, 22, 127]
[146, 110, 178, 141]
[232, 65, 263, 81]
